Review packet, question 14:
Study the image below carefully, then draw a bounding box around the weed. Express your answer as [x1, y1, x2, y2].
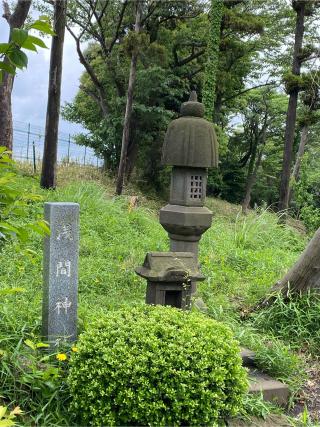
[252, 290, 320, 355]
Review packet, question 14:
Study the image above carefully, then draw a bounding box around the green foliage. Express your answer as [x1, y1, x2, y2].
[68, 305, 248, 426]
[0, 173, 310, 424]
[0, 16, 52, 82]
[283, 72, 306, 94]
[294, 152, 320, 232]
[202, 0, 224, 121]
[0, 319, 71, 426]
[0, 147, 49, 248]
[123, 31, 150, 56]
[252, 291, 320, 355]
[201, 205, 305, 309]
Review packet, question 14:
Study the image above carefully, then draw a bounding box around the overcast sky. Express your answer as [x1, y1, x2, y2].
[0, 4, 84, 135]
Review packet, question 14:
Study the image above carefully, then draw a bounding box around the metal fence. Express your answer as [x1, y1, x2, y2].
[12, 120, 101, 167]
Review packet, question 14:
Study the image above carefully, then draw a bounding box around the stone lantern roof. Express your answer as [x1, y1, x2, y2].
[135, 252, 205, 282]
[162, 91, 219, 168]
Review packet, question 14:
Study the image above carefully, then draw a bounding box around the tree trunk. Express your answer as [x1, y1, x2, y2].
[264, 227, 320, 301]
[242, 122, 267, 214]
[0, 0, 32, 150]
[289, 124, 309, 203]
[241, 149, 263, 215]
[292, 124, 308, 182]
[125, 137, 139, 182]
[40, 0, 67, 189]
[278, 1, 305, 212]
[115, 0, 142, 195]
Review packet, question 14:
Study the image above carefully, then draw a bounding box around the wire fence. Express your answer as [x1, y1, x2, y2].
[12, 120, 102, 167]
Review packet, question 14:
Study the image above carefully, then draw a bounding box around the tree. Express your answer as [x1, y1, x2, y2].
[240, 91, 271, 214]
[64, 1, 205, 184]
[40, 0, 68, 189]
[0, 0, 32, 150]
[115, 0, 142, 196]
[213, 0, 266, 126]
[278, 0, 320, 212]
[262, 226, 320, 300]
[291, 72, 320, 186]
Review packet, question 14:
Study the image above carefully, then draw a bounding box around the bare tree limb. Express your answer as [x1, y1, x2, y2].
[223, 82, 276, 103]
[174, 48, 206, 67]
[108, 0, 128, 54]
[66, 23, 109, 116]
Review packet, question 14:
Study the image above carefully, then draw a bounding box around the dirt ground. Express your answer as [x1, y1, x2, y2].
[290, 359, 320, 425]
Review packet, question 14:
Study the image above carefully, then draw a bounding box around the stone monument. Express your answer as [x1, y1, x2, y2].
[136, 92, 218, 307]
[42, 202, 79, 344]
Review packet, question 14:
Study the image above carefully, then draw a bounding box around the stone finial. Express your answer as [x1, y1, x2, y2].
[189, 91, 198, 102]
[180, 91, 204, 118]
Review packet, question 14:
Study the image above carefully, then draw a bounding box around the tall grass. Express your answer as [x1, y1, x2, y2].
[200, 207, 305, 310]
[252, 290, 320, 355]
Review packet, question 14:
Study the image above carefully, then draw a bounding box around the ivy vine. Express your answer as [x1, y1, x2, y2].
[202, 0, 224, 122]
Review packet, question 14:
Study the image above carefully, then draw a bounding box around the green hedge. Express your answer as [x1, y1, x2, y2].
[68, 305, 248, 426]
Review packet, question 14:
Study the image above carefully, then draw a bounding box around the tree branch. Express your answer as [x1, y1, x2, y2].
[2, 0, 10, 22]
[7, 0, 31, 28]
[223, 82, 276, 103]
[174, 48, 206, 67]
[66, 24, 109, 116]
[108, 0, 128, 54]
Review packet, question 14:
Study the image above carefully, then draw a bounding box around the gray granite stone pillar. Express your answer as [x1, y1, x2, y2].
[42, 202, 79, 344]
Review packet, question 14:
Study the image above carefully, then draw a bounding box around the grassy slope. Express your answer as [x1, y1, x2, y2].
[1, 169, 305, 325]
[0, 167, 311, 424]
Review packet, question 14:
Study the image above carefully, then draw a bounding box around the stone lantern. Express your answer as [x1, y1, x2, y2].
[136, 91, 218, 308]
[160, 92, 218, 279]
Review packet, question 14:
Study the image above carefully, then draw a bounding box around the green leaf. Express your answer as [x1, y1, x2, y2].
[0, 288, 25, 296]
[0, 222, 20, 234]
[11, 28, 28, 47]
[0, 407, 7, 419]
[39, 15, 50, 22]
[0, 419, 15, 427]
[21, 39, 37, 52]
[0, 43, 10, 54]
[36, 342, 50, 349]
[24, 339, 36, 351]
[25, 35, 47, 49]
[7, 49, 28, 69]
[0, 61, 15, 74]
[30, 20, 55, 35]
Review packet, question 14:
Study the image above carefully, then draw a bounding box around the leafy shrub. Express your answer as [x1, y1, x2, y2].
[68, 305, 248, 426]
[0, 147, 48, 249]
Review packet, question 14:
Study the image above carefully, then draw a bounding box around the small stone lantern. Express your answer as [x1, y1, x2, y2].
[136, 252, 205, 309]
[160, 92, 218, 280]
